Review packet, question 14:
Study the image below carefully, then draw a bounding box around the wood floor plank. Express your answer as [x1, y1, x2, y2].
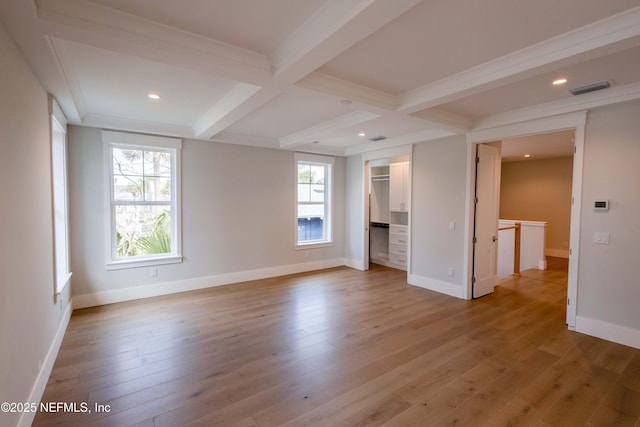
[32, 259, 640, 427]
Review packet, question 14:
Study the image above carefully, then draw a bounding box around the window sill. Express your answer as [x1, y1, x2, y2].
[106, 255, 183, 271]
[295, 241, 334, 250]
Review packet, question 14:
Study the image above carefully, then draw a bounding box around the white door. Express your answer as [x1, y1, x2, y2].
[473, 144, 501, 298]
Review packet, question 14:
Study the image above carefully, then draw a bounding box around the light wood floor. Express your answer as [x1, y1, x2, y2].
[34, 258, 640, 426]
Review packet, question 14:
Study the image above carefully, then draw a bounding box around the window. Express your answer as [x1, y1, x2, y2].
[295, 153, 334, 248]
[51, 99, 71, 293]
[103, 131, 182, 269]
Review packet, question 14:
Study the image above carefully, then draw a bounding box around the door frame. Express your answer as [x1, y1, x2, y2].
[463, 111, 586, 328]
[361, 145, 413, 273]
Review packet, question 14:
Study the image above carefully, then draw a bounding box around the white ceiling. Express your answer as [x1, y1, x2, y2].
[501, 130, 575, 163]
[2, 0, 640, 156]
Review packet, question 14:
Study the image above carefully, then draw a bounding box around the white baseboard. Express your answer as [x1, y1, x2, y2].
[73, 258, 346, 309]
[18, 301, 73, 427]
[408, 274, 464, 299]
[575, 315, 640, 349]
[546, 248, 569, 258]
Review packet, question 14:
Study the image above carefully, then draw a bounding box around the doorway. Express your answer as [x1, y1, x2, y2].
[466, 112, 586, 328]
[362, 146, 413, 275]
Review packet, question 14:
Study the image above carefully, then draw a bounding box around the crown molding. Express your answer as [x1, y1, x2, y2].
[36, 0, 271, 85]
[82, 113, 195, 139]
[280, 110, 380, 148]
[473, 81, 640, 131]
[47, 37, 86, 122]
[344, 128, 452, 156]
[398, 5, 640, 113]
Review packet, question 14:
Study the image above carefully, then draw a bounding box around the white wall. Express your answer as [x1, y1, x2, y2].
[0, 23, 72, 427]
[68, 126, 346, 304]
[576, 100, 640, 346]
[408, 135, 468, 297]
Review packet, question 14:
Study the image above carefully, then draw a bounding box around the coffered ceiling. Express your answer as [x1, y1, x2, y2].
[2, 0, 640, 156]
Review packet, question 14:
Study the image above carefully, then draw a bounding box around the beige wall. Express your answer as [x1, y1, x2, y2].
[68, 126, 346, 299]
[0, 23, 72, 427]
[500, 157, 573, 256]
[579, 100, 640, 331]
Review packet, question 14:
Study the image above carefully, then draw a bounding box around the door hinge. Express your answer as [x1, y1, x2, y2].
[472, 276, 476, 284]
[574, 146, 577, 154]
[569, 248, 572, 256]
[475, 156, 480, 164]
[474, 196, 478, 204]
[567, 298, 570, 306]
[572, 197, 574, 205]
[473, 236, 477, 244]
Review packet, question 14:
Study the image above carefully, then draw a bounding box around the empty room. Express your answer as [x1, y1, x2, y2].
[2, 1, 640, 426]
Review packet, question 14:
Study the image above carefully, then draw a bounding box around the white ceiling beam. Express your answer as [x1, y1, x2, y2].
[410, 108, 472, 134]
[397, 5, 640, 114]
[271, 0, 421, 85]
[35, 0, 272, 86]
[280, 111, 380, 148]
[344, 129, 453, 156]
[473, 81, 640, 131]
[193, 85, 279, 140]
[297, 71, 397, 111]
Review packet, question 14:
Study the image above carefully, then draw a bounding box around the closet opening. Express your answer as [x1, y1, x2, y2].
[366, 155, 410, 272]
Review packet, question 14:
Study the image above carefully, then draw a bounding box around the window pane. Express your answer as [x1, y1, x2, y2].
[298, 217, 325, 242]
[298, 164, 311, 184]
[144, 177, 171, 201]
[310, 165, 325, 184]
[310, 184, 324, 202]
[144, 150, 171, 177]
[113, 175, 144, 201]
[113, 148, 143, 176]
[115, 205, 171, 257]
[298, 183, 311, 202]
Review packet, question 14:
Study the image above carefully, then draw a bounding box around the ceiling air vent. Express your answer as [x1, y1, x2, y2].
[569, 80, 611, 96]
[368, 136, 387, 142]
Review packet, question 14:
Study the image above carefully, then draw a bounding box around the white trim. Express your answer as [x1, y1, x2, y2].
[473, 81, 640, 131]
[101, 130, 182, 149]
[102, 131, 183, 267]
[408, 274, 465, 299]
[295, 153, 335, 248]
[464, 112, 585, 326]
[17, 301, 72, 427]
[281, 111, 380, 148]
[467, 111, 587, 143]
[106, 255, 183, 270]
[576, 316, 640, 350]
[346, 129, 451, 157]
[397, 6, 640, 113]
[73, 258, 347, 309]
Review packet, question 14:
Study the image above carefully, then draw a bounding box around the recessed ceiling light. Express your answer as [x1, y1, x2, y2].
[358, 132, 366, 137]
[552, 78, 567, 86]
[524, 154, 531, 158]
[148, 93, 161, 100]
[338, 99, 352, 105]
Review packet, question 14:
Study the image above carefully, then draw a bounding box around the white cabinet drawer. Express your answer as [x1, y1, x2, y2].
[389, 244, 408, 256]
[389, 253, 407, 266]
[389, 234, 409, 245]
[389, 225, 408, 236]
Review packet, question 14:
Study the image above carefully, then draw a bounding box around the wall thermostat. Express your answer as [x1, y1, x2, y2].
[594, 200, 609, 212]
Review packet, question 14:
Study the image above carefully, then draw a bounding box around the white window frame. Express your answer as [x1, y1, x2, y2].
[294, 152, 334, 249]
[51, 99, 72, 294]
[102, 130, 183, 270]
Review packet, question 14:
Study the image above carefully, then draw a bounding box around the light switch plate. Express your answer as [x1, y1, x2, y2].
[594, 232, 609, 244]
